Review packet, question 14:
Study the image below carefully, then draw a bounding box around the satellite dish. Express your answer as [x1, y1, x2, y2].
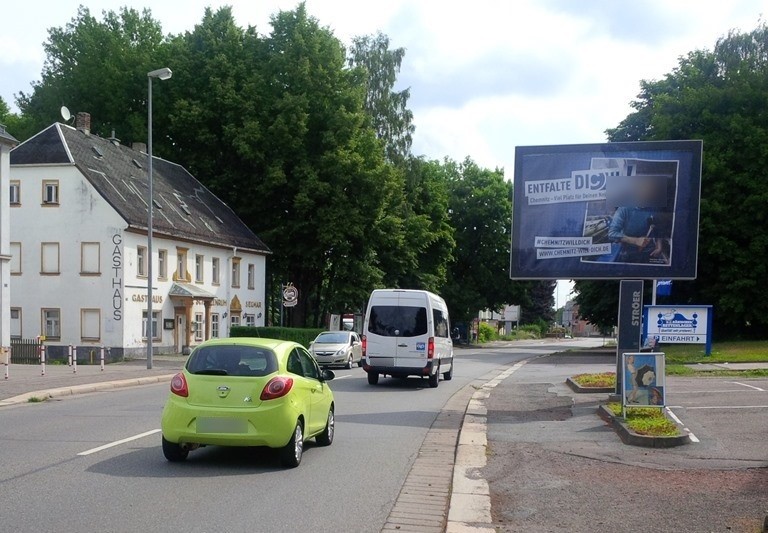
[60, 106, 71, 122]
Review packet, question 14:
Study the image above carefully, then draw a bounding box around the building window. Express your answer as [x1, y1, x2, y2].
[10, 308, 21, 338]
[80, 242, 100, 275]
[10, 242, 21, 275]
[41, 242, 60, 275]
[212, 257, 220, 285]
[211, 313, 220, 338]
[231, 257, 241, 288]
[230, 314, 240, 327]
[244, 314, 255, 327]
[194, 312, 204, 341]
[42, 308, 61, 339]
[195, 254, 204, 283]
[175, 247, 188, 281]
[137, 246, 147, 277]
[81, 308, 101, 341]
[142, 310, 161, 340]
[10, 181, 20, 205]
[247, 263, 255, 290]
[158, 249, 168, 280]
[42, 180, 59, 205]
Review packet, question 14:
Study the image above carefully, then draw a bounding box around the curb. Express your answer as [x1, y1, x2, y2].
[597, 404, 691, 448]
[445, 358, 535, 532]
[0, 374, 176, 407]
[565, 377, 614, 394]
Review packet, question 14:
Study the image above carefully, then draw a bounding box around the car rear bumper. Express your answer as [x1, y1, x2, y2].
[161, 396, 298, 448]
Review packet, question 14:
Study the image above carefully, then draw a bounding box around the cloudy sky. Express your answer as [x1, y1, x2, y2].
[2, 0, 764, 305]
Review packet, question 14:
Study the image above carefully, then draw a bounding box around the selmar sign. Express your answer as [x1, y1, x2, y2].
[643, 305, 713, 355]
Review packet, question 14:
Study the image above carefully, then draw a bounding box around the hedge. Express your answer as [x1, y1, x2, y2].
[229, 326, 326, 348]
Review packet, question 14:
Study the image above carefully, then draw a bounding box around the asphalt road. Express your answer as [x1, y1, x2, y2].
[484, 351, 768, 532]
[0, 339, 600, 533]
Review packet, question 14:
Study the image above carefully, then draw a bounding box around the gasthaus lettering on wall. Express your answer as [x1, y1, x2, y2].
[111, 233, 123, 320]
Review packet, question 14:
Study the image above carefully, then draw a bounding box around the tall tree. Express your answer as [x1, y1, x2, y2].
[579, 22, 768, 338]
[16, 6, 166, 141]
[440, 158, 527, 322]
[245, 4, 401, 326]
[521, 280, 555, 325]
[348, 32, 414, 164]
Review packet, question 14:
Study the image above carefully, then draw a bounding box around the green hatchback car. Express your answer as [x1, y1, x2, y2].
[161, 338, 335, 468]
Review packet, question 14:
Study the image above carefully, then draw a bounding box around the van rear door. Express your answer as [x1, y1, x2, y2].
[392, 291, 430, 368]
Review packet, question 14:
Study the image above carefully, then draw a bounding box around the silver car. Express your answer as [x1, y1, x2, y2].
[310, 331, 363, 369]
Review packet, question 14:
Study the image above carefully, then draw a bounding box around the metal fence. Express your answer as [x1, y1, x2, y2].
[10, 337, 41, 364]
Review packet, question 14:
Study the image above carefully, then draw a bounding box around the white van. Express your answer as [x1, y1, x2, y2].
[362, 289, 454, 388]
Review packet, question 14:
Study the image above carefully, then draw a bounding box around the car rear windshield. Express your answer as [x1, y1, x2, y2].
[367, 305, 428, 337]
[315, 332, 349, 344]
[186, 345, 278, 377]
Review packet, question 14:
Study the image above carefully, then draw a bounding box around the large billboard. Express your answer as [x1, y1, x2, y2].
[510, 141, 703, 279]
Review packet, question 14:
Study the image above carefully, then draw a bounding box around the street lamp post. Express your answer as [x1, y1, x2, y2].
[147, 67, 172, 370]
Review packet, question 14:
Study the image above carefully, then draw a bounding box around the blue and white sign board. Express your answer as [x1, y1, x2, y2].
[643, 305, 713, 355]
[622, 352, 666, 408]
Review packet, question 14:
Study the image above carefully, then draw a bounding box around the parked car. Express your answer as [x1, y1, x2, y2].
[362, 289, 454, 388]
[310, 331, 363, 369]
[161, 337, 335, 468]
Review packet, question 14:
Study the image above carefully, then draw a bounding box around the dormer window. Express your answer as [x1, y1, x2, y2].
[42, 180, 59, 205]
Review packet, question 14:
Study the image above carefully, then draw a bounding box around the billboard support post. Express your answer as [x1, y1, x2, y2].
[616, 280, 644, 394]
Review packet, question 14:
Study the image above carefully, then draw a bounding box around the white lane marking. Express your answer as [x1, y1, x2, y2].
[334, 374, 352, 380]
[77, 429, 161, 456]
[668, 389, 763, 394]
[665, 407, 700, 443]
[670, 405, 768, 410]
[730, 381, 766, 392]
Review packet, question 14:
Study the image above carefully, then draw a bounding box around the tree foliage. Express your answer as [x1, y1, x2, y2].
[12, 3, 536, 327]
[440, 158, 527, 322]
[348, 32, 414, 164]
[578, 22, 768, 338]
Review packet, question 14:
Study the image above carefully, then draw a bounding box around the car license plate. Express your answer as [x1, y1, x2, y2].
[197, 417, 247, 434]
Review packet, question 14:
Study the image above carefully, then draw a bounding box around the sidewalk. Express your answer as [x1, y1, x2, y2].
[0, 356, 185, 405]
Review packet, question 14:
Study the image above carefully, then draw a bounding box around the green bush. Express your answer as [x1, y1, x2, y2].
[229, 326, 326, 348]
[518, 324, 543, 338]
[477, 322, 499, 343]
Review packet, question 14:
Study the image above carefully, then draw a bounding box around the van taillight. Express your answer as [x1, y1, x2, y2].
[170, 373, 188, 397]
[427, 337, 435, 359]
[362, 335, 367, 357]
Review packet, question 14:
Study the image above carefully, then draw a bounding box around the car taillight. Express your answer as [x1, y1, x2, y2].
[260, 376, 294, 400]
[361, 335, 367, 357]
[170, 373, 188, 397]
[427, 337, 435, 359]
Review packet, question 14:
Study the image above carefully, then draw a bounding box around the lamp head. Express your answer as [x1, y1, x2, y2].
[148, 67, 172, 81]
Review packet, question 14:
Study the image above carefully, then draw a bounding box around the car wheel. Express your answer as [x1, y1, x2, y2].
[367, 372, 379, 385]
[357, 359, 364, 368]
[345, 354, 353, 369]
[316, 407, 335, 446]
[162, 436, 189, 462]
[428, 367, 439, 388]
[280, 421, 304, 468]
[443, 363, 453, 381]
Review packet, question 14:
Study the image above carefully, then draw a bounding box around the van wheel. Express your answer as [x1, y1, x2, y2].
[443, 364, 453, 381]
[367, 372, 379, 385]
[428, 368, 439, 388]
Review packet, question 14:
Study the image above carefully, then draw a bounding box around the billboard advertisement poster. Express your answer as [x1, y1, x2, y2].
[510, 141, 703, 279]
[643, 305, 713, 355]
[622, 352, 665, 407]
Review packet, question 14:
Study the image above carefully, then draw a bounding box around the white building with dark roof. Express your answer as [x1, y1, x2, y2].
[9, 114, 270, 359]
